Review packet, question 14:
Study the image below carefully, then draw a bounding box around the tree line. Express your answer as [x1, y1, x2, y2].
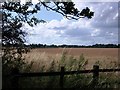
[23, 43, 119, 48]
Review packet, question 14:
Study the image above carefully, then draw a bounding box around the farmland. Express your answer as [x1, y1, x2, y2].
[23, 48, 118, 71]
[3, 48, 119, 88]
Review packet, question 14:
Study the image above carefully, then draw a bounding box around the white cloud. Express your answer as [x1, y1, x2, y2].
[20, 0, 39, 4]
[23, 2, 118, 45]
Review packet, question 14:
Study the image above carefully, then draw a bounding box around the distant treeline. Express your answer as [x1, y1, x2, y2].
[24, 44, 119, 48]
[2, 43, 119, 48]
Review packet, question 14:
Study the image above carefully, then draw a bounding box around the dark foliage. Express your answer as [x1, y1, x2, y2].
[23, 43, 119, 48]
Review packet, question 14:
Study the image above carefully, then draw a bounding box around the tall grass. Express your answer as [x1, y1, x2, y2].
[3, 48, 119, 88]
[18, 50, 91, 88]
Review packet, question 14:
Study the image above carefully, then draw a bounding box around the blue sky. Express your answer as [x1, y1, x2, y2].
[21, 1, 119, 45]
[35, 6, 63, 21]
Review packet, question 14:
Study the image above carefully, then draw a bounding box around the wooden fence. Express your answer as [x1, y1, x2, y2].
[10, 65, 120, 89]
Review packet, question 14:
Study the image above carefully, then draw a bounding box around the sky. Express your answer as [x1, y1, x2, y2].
[21, 1, 119, 45]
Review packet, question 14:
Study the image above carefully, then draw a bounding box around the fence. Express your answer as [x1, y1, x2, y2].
[10, 65, 120, 89]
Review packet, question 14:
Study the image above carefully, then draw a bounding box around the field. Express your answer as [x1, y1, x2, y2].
[23, 48, 118, 71]
[3, 48, 119, 88]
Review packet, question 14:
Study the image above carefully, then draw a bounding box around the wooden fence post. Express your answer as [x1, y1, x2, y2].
[60, 67, 65, 89]
[11, 68, 19, 89]
[92, 65, 99, 87]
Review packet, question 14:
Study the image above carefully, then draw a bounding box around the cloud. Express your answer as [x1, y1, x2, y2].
[23, 2, 118, 45]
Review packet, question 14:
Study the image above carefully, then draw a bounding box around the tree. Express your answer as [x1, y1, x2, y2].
[1, 1, 94, 88]
[1, 1, 94, 73]
[2, 1, 94, 45]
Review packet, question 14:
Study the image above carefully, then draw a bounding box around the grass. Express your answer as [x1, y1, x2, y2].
[23, 48, 118, 71]
[17, 48, 119, 88]
[3, 48, 119, 88]
[19, 50, 92, 88]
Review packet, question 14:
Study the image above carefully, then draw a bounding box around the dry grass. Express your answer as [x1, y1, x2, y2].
[23, 48, 118, 71]
[2, 47, 119, 88]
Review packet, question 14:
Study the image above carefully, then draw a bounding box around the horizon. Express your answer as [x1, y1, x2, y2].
[24, 43, 119, 46]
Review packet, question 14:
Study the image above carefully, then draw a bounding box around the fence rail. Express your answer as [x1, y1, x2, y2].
[12, 68, 120, 77]
[10, 65, 120, 89]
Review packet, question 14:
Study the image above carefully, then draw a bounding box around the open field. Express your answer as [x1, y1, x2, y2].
[28, 48, 118, 57]
[23, 48, 118, 71]
[3, 48, 119, 88]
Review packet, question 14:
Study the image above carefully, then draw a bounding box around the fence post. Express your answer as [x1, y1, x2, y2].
[60, 67, 65, 89]
[92, 65, 99, 87]
[11, 68, 19, 89]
